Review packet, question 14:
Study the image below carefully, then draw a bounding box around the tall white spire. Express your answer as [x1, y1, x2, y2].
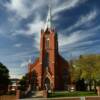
[44, 1, 52, 30]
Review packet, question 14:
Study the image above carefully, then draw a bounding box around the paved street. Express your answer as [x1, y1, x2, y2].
[20, 98, 47, 100]
[20, 96, 100, 100]
[1, 95, 100, 100]
[20, 97, 84, 100]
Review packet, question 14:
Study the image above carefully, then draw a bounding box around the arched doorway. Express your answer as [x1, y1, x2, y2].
[44, 77, 51, 90]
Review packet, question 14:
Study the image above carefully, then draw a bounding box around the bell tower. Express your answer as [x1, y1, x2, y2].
[39, 4, 59, 90]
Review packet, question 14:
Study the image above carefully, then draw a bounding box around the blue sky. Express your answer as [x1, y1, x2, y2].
[0, 0, 100, 78]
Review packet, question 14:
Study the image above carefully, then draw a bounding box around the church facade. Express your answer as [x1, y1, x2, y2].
[28, 7, 70, 91]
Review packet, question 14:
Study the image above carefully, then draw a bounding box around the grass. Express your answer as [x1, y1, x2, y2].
[48, 91, 97, 98]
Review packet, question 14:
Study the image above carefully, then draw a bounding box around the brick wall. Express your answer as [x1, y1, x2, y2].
[0, 95, 16, 100]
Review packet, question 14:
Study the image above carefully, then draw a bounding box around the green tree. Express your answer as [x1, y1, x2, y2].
[0, 62, 10, 93]
[19, 73, 29, 91]
[19, 71, 38, 91]
[72, 55, 100, 91]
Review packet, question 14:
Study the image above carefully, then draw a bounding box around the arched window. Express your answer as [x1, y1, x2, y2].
[45, 38, 49, 49]
[44, 52, 49, 67]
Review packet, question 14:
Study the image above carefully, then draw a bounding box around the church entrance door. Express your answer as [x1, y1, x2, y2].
[44, 77, 51, 91]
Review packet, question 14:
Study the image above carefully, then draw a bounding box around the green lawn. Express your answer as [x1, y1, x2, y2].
[48, 91, 97, 98]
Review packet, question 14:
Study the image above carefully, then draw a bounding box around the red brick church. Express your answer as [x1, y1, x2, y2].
[28, 7, 70, 91]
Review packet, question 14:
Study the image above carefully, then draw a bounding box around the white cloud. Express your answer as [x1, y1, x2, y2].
[4, 0, 87, 21]
[14, 43, 22, 47]
[3, 0, 89, 51]
[20, 61, 28, 68]
[59, 31, 81, 46]
[52, 0, 87, 20]
[4, 0, 47, 19]
[80, 10, 97, 23]
[27, 20, 42, 50]
[5, 0, 84, 18]
[60, 38, 100, 52]
[75, 9, 97, 26]
[5, 0, 30, 18]
[14, 15, 44, 50]
[53, 0, 82, 14]
[65, 9, 97, 32]
[14, 0, 87, 50]
[26, 16, 44, 35]
[72, 40, 100, 48]
[58, 9, 98, 53]
[59, 30, 92, 47]
[5, 0, 86, 18]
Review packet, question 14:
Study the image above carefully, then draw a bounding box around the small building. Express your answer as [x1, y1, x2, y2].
[8, 78, 20, 93]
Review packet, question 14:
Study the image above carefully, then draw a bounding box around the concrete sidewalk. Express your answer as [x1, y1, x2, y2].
[20, 96, 100, 100]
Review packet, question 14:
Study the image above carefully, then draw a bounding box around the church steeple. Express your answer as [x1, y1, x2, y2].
[44, 3, 52, 31]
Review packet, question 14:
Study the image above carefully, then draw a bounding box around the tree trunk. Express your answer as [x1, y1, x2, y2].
[89, 79, 92, 91]
[94, 80, 97, 92]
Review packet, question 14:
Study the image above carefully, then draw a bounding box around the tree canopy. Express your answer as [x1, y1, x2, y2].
[71, 54, 100, 91]
[0, 62, 10, 92]
[73, 55, 100, 81]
